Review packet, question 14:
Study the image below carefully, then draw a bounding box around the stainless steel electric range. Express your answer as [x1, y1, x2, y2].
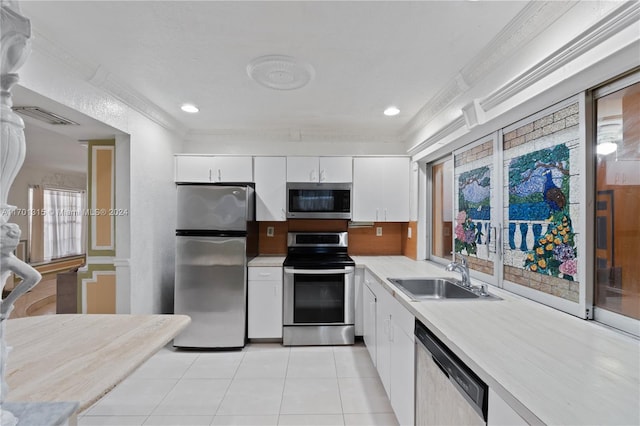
[282, 232, 355, 346]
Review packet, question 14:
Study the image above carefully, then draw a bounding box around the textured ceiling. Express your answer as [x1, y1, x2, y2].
[17, 1, 529, 141]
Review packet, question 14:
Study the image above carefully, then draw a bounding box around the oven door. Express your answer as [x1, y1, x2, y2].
[283, 267, 355, 326]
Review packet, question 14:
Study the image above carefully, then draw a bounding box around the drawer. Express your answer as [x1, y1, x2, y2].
[248, 266, 282, 281]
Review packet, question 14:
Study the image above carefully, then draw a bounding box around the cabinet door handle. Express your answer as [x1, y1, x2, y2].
[209, 169, 212, 181]
[218, 169, 222, 181]
[320, 169, 326, 182]
[258, 272, 271, 277]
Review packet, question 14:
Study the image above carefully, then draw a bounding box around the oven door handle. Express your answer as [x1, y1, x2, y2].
[284, 267, 355, 275]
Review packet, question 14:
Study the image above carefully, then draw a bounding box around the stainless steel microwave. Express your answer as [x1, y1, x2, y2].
[286, 183, 352, 219]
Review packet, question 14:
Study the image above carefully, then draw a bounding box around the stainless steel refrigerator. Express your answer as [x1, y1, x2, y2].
[174, 184, 257, 348]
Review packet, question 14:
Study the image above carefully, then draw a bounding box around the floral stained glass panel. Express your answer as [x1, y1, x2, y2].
[455, 166, 490, 256]
[508, 144, 577, 281]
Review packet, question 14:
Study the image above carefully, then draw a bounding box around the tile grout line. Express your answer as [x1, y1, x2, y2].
[211, 346, 248, 421]
[276, 345, 292, 424]
[332, 346, 347, 426]
[144, 349, 201, 423]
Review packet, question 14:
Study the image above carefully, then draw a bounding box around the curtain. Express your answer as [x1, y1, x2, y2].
[43, 189, 84, 261]
[29, 185, 45, 263]
[29, 186, 85, 263]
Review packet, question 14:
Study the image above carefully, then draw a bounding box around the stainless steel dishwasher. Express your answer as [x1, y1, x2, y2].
[415, 320, 488, 425]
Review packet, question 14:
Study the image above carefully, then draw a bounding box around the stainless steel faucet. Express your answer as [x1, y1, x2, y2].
[445, 255, 471, 288]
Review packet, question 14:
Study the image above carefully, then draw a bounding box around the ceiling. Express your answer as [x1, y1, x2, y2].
[14, 1, 629, 172]
[14, 0, 533, 148]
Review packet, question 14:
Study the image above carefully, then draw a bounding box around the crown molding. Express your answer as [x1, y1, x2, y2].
[400, 1, 576, 144]
[30, 29, 186, 136]
[459, 1, 577, 87]
[186, 127, 399, 144]
[407, 115, 466, 157]
[480, 1, 640, 112]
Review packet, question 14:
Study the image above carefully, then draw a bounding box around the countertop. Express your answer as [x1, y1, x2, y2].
[248, 254, 640, 425]
[352, 256, 640, 426]
[248, 255, 286, 267]
[5, 314, 191, 412]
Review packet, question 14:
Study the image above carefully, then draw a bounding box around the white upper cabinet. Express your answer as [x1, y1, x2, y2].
[175, 155, 253, 183]
[287, 156, 352, 183]
[353, 157, 410, 222]
[254, 156, 286, 221]
[174, 155, 213, 183]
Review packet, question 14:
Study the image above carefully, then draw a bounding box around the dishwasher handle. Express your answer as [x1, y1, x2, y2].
[431, 354, 450, 378]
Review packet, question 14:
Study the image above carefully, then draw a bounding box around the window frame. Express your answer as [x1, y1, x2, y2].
[425, 154, 455, 266]
[590, 70, 640, 336]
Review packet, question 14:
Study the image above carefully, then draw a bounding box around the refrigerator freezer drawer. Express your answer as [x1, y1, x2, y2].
[176, 185, 253, 231]
[174, 236, 247, 348]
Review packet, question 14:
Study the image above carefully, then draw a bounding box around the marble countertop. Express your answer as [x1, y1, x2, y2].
[352, 256, 640, 426]
[5, 314, 190, 412]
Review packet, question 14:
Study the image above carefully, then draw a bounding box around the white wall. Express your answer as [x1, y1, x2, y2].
[183, 136, 406, 156]
[18, 42, 182, 314]
[128, 116, 179, 314]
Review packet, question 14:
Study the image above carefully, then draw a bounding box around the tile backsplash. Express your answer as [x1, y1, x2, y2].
[258, 220, 417, 258]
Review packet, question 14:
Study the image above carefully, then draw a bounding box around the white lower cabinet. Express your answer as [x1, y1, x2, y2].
[354, 267, 364, 336]
[390, 324, 415, 426]
[363, 269, 414, 426]
[363, 284, 377, 366]
[247, 266, 282, 339]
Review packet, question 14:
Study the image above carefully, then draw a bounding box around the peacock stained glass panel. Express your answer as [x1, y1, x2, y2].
[508, 144, 577, 281]
[455, 166, 490, 256]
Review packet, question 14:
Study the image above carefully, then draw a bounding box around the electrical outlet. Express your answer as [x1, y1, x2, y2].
[266, 226, 275, 237]
[407, 227, 412, 239]
[376, 226, 383, 237]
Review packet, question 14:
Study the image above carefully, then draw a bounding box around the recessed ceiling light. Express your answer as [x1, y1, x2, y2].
[384, 106, 400, 116]
[596, 142, 617, 156]
[181, 104, 199, 113]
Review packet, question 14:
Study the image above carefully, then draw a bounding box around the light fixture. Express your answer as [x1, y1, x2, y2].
[181, 104, 199, 113]
[247, 55, 315, 91]
[384, 106, 400, 116]
[596, 142, 617, 156]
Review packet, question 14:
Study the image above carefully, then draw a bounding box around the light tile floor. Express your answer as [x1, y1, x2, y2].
[79, 342, 399, 426]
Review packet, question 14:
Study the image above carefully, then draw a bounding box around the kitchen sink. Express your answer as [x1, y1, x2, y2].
[387, 277, 500, 301]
